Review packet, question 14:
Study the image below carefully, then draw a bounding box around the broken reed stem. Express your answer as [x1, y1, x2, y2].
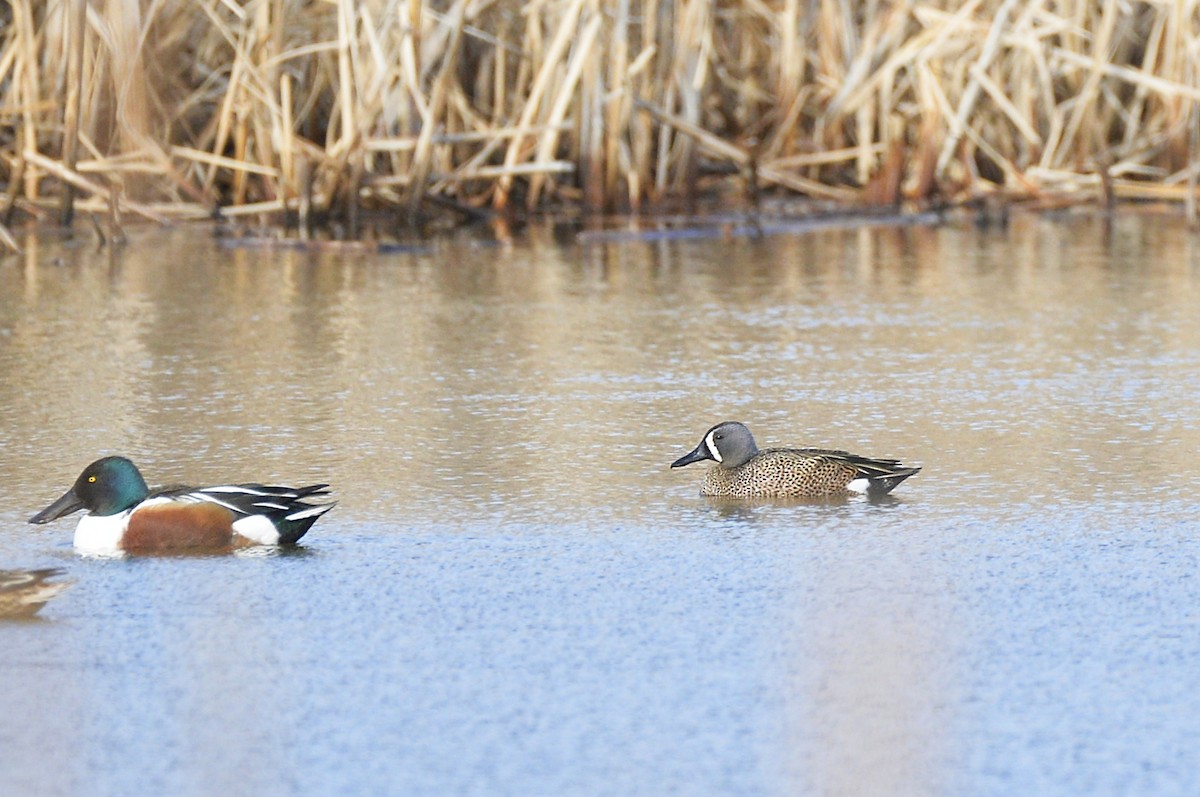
[407, 0, 467, 222]
[0, 220, 20, 254]
[1189, 100, 1198, 227]
[59, 0, 86, 226]
[2, 0, 1200, 230]
[528, 11, 602, 208]
[13, 0, 42, 203]
[23, 151, 168, 223]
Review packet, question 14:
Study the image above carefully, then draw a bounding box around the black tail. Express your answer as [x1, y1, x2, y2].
[867, 467, 921, 495]
[276, 501, 337, 544]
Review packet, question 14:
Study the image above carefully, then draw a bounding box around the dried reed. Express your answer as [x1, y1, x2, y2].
[0, 0, 1197, 233]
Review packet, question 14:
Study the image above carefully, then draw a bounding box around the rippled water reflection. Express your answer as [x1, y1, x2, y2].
[2, 215, 1200, 795]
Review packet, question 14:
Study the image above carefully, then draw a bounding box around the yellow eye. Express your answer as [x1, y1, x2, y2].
[88, 476, 97, 483]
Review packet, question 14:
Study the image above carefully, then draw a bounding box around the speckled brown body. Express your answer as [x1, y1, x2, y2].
[673, 421, 920, 498]
[699, 448, 868, 497]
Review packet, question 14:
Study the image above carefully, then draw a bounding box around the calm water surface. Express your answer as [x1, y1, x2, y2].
[2, 215, 1200, 796]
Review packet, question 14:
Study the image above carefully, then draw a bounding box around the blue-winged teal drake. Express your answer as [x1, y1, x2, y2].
[0, 568, 71, 619]
[29, 456, 335, 556]
[671, 421, 920, 498]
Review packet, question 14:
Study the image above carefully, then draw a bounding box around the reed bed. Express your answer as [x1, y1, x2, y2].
[1, 0, 1198, 243]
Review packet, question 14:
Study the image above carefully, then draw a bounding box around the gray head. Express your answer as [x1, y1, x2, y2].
[671, 421, 760, 470]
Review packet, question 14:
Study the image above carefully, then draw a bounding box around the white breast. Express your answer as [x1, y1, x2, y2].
[74, 512, 131, 557]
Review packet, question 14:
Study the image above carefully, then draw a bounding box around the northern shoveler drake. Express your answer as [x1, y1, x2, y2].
[0, 568, 71, 619]
[28, 456, 335, 555]
[671, 421, 921, 498]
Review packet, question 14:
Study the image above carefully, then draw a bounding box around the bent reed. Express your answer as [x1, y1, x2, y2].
[1, 0, 1198, 238]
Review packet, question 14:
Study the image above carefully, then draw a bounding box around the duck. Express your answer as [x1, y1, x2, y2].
[671, 421, 920, 498]
[29, 456, 335, 555]
[0, 568, 71, 619]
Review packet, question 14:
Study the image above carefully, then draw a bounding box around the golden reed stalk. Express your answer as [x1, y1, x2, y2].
[0, 0, 1197, 231]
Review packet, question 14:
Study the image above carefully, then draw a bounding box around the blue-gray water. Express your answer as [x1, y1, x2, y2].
[2, 215, 1199, 795]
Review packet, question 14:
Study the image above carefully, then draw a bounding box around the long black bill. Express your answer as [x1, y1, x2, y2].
[670, 442, 713, 469]
[28, 489, 85, 525]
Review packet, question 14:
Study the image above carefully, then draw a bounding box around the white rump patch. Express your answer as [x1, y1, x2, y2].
[232, 514, 281, 545]
[704, 430, 723, 463]
[846, 477, 870, 494]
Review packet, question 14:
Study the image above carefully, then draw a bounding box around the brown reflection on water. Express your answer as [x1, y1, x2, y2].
[4, 215, 1200, 512]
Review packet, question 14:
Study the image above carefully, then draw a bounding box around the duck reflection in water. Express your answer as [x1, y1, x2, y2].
[0, 569, 71, 620]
